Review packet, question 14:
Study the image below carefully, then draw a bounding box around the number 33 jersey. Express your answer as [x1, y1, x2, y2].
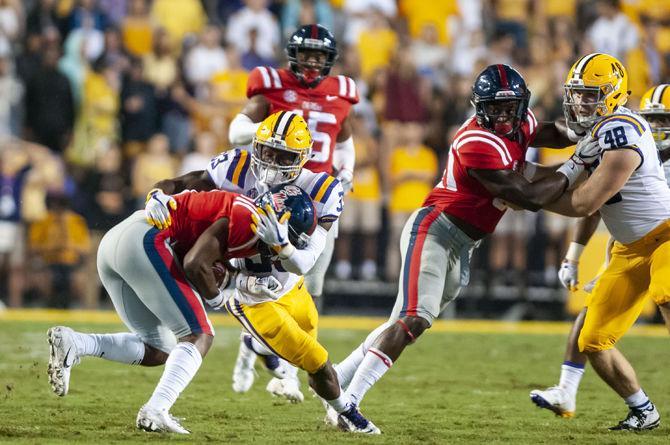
[588, 106, 670, 244]
[246, 66, 359, 174]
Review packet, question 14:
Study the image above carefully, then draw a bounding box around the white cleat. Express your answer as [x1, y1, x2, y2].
[266, 375, 304, 403]
[530, 386, 576, 418]
[136, 405, 190, 434]
[309, 387, 339, 427]
[47, 326, 80, 397]
[337, 404, 381, 434]
[609, 404, 660, 431]
[232, 335, 257, 393]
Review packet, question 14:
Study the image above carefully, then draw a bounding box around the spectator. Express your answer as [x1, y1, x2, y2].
[334, 112, 382, 281]
[58, 30, 87, 104]
[409, 22, 449, 87]
[385, 122, 437, 280]
[159, 79, 195, 154]
[399, 0, 459, 47]
[355, 8, 397, 81]
[24, 45, 75, 153]
[26, 0, 58, 37]
[184, 25, 228, 90]
[239, 27, 277, 71]
[0, 0, 23, 45]
[122, 0, 153, 57]
[62, 0, 109, 37]
[226, 0, 280, 62]
[586, 0, 638, 61]
[131, 133, 177, 206]
[98, 0, 127, 26]
[179, 131, 218, 174]
[281, 0, 333, 39]
[492, 0, 531, 52]
[96, 26, 130, 76]
[151, 0, 206, 47]
[120, 57, 158, 157]
[142, 27, 177, 92]
[0, 47, 23, 137]
[28, 192, 91, 308]
[342, 0, 397, 46]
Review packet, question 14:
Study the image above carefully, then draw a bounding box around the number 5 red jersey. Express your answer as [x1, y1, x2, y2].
[423, 110, 538, 233]
[247, 66, 358, 174]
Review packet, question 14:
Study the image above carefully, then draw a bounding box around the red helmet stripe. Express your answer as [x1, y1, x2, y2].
[311, 24, 317, 38]
[497, 64, 508, 88]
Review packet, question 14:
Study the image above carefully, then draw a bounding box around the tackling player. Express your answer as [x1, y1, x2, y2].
[530, 83, 670, 425]
[46, 187, 308, 434]
[320, 64, 600, 430]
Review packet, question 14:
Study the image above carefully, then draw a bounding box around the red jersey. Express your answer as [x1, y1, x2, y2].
[423, 110, 538, 233]
[247, 66, 359, 174]
[166, 190, 258, 261]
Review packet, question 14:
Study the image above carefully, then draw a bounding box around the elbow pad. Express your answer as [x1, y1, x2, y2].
[333, 136, 355, 173]
[278, 225, 328, 275]
[229, 113, 260, 146]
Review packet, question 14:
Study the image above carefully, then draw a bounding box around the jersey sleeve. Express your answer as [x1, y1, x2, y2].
[205, 148, 252, 191]
[246, 66, 281, 98]
[226, 196, 259, 257]
[590, 114, 645, 152]
[456, 137, 512, 170]
[308, 173, 344, 223]
[525, 108, 539, 142]
[335, 75, 359, 104]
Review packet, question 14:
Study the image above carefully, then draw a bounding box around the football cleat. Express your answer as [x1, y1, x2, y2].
[309, 387, 339, 427]
[266, 375, 304, 403]
[47, 326, 80, 397]
[609, 405, 660, 431]
[530, 386, 576, 418]
[232, 335, 257, 393]
[337, 404, 381, 435]
[263, 356, 291, 380]
[136, 404, 190, 434]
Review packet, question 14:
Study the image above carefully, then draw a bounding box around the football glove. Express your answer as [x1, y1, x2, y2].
[558, 259, 579, 291]
[574, 135, 601, 165]
[145, 188, 176, 230]
[235, 274, 283, 300]
[336, 168, 354, 194]
[251, 205, 291, 251]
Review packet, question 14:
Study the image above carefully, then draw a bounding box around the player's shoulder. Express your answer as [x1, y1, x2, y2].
[247, 66, 289, 95]
[451, 117, 514, 166]
[295, 169, 342, 205]
[591, 108, 648, 141]
[206, 148, 253, 190]
[321, 74, 359, 104]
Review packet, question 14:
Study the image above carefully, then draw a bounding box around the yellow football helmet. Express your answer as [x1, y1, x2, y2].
[564, 53, 629, 130]
[251, 111, 313, 185]
[639, 84, 670, 149]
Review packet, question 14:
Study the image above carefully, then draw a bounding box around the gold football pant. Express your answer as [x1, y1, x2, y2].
[579, 220, 670, 352]
[225, 279, 328, 373]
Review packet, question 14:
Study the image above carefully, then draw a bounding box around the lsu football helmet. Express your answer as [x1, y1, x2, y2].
[255, 184, 317, 249]
[251, 111, 312, 186]
[286, 24, 338, 87]
[639, 84, 670, 150]
[564, 53, 629, 130]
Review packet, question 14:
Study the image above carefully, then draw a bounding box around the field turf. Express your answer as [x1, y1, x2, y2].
[1, 310, 669, 444]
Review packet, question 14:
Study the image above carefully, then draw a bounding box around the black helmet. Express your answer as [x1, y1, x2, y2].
[255, 184, 317, 248]
[471, 64, 531, 136]
[285, 24, 337, 87]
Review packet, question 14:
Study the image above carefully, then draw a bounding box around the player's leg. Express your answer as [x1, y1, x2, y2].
[579, 240, 659, 430]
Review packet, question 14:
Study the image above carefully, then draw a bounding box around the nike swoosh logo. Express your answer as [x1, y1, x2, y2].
[326, 95, 338, 101]
[63, 347, 73, 368]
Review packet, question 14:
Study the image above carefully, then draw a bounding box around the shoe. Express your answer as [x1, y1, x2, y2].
[360, 259, 378, 281]
[309, 387, 339, 427]
[530, 386, 576, 418]
[266, 375, 304, 403]
[337, 404, 381, 434]
[232, 334, 257, 393]
[262, 356, 291, 379]
[609, 405, 660, 431]
[334, 261, 352, 280]
[47, 326, 80, 397]
[136, 404, 189, 434]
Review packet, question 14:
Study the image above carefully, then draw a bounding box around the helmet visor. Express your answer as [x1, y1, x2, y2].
[640, 111, 670, 147]
[251, 141, 303, 186]
[564, 85, 608, 128]
[481, 99, 522, 135]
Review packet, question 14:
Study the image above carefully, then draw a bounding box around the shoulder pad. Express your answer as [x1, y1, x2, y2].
[334, 75, 359, 104]
[591, 114, 646, 150]
[206, 148, 252, 190]
[247, 66, 284, 97]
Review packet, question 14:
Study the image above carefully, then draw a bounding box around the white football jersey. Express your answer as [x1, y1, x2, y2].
[589, 107, 670, 244]
[206, 148, 344, 303]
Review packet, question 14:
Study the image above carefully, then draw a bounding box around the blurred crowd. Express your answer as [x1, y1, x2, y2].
[1, 0, 669, 310]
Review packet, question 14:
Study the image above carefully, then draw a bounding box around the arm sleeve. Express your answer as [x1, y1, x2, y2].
[333, 136, 355, 173]
[229, 113, 260, 146]
[278, 225, 328, 275]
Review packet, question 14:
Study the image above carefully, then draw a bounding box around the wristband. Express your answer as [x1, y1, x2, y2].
[276, 243, 296, 259]
[565, 242, 585, 263]
[556, 157, 585, 188]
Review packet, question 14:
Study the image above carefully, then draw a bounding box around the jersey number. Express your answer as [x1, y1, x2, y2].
[603, 127, 628, 148]
[293, 110, 337, 163]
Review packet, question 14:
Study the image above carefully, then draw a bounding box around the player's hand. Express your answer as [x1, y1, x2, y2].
[558, 259, 579, 291]
[235, 274, 283, 300]
[251, 205, 290, 251]
[575, 135, 601, 165]
[205, 289, 230, 310]
[145, 188, 176, 230]
[337, 169, 354, 194]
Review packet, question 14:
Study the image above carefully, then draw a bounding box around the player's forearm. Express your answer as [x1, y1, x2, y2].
[573, 212, 601, 245]
[660, 148, 670, 163]
[229, 113, 261, 146]
[532, 121, 574, 148]
[276, 225, 328, 275]
[333, 136, 355, 173]
[498, 173, 568, 212]
[153, 171, 215, 195]
[183, 260, 220, 300]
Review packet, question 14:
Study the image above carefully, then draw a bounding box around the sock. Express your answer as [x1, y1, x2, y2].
[624, 389, 653, 411]
[327, 393, 351, 413]
[244, 334, 273, 356]
[558, 361, 585, 398]
[146, 342, 203, 411]
[74, 332, 145, 365]
[345, 347, 393, 406]
[335, 322, 390, 389]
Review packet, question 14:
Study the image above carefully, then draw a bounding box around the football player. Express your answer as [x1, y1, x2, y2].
[530, 83, 670, 424]
[321, 64, 602, 431]
[46, 186, 310, 434]
[144, 112, 380, 433]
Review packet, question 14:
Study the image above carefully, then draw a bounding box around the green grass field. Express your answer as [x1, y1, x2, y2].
[1, 315, 669, 444]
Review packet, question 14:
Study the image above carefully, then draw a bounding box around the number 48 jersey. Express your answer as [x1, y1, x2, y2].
[247, 66, 359, 174]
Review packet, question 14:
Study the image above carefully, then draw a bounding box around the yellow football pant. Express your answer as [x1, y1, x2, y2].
[579, 220, 670, 352]
[225, 279, 328, 374]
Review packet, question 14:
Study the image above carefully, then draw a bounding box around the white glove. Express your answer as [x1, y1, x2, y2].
[235, 274, 283, 300]
[574, 135, 601, 165]
[566, 125, 587, 143]
[252, 204, 291, 251]
[205, 290, 229, 310]
[337, 169, 353, 194]
[558, 259, 579, 291]
[145, 188, 177, 230]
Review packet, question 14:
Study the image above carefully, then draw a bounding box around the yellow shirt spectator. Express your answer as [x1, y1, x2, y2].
[151, 0, 206, 45]
[389, 144, 437, 213]
[496, 0, 530, 21]
[350, 138, 381, 202]
[544, 0, 576, 18]
[29, 209, 91, 266]
[399, 0, 459, 45]
[122, 16, 154, 56]
[357, 27, 397, 80]
[210, 68, 249, 119]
